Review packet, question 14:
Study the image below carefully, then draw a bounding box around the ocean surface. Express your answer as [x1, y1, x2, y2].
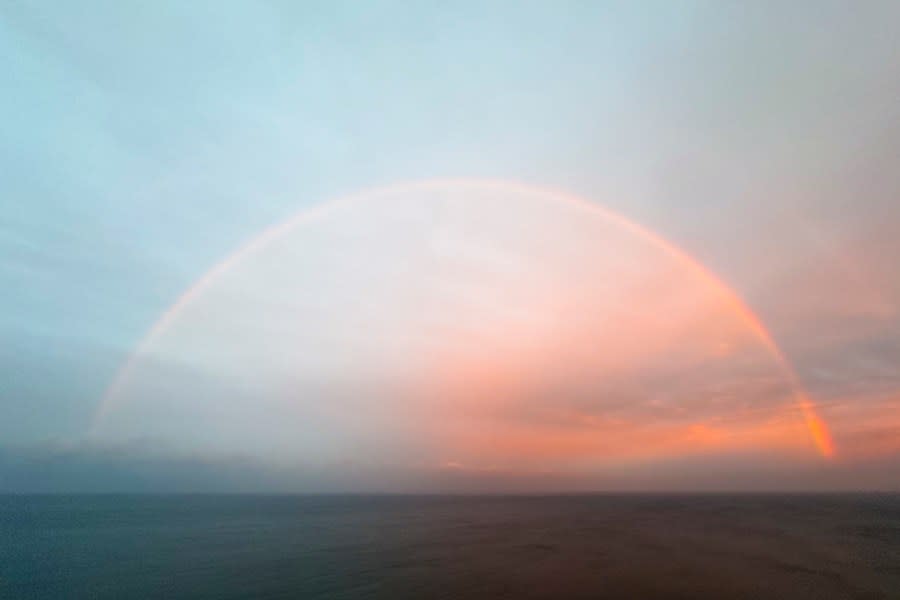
[2, 494, 898, 599]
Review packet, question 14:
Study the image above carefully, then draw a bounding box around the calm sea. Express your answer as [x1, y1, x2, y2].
[2, 494, 898, 599]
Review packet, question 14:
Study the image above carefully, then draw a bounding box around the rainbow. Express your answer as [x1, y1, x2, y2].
[93, 179, 835, 458]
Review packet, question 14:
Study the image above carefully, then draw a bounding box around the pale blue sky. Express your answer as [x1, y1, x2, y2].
[1, 1, 898, 490]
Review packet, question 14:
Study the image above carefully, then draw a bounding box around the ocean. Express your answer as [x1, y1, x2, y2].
[2, 494, 898, 599]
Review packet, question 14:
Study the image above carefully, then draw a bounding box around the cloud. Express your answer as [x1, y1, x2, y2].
[2, 2, 899, 492]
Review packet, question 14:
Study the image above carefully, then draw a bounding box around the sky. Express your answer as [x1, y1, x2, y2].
[1, 1, 899, 492]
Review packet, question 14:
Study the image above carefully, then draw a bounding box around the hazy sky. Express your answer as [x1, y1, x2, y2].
[1, 1, 898, 492]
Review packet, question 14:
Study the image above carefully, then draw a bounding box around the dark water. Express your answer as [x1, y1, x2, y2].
[2, 494, 898, 599]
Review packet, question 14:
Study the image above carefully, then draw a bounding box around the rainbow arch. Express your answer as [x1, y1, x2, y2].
[93, 179, 835, 458]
